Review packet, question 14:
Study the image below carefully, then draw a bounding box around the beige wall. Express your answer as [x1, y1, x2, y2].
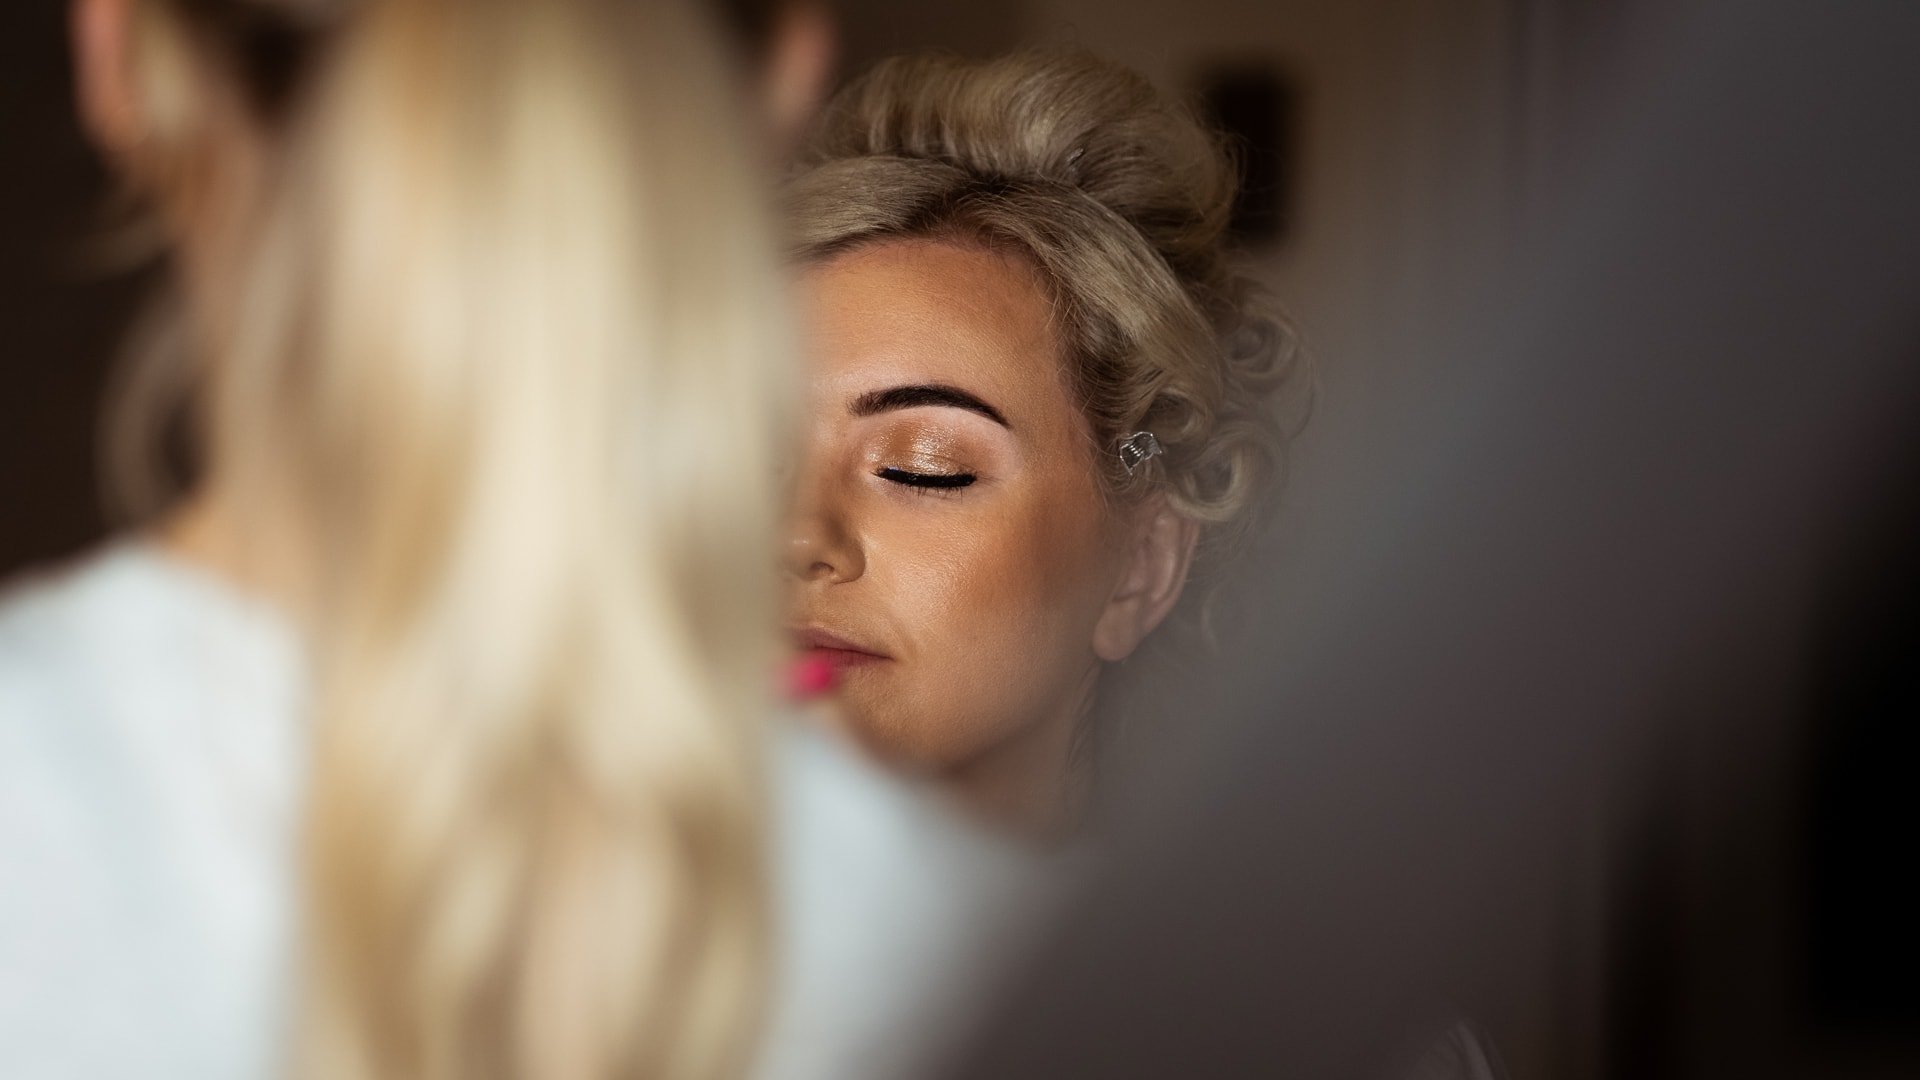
[1023, 0, 1533, 466]
[834, 0, 1532, 447]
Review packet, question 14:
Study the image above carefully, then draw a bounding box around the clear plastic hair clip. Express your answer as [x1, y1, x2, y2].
[1117, 431, 1163, 476]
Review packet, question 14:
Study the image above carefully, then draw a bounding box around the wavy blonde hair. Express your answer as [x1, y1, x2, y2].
[787, 50, 1304, 651]
[121, 1, 788, 1077]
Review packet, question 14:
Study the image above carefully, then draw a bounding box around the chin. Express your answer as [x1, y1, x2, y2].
[839, 699, 1002, 772]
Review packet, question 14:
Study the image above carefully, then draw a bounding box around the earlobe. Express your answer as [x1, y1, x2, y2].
[1091, 500, 1199, 663]
[72, 0, 141, 166]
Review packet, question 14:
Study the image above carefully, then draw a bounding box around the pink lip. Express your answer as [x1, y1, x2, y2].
[789, 626, 890, 668]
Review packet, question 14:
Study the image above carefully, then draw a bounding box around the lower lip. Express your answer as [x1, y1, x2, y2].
[802, 646, 888, 670]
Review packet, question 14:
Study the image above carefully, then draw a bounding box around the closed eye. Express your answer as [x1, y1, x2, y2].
[876, 467, 977, 490]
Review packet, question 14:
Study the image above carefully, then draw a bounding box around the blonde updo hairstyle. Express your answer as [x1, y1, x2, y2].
[788, 50, 1303, 642]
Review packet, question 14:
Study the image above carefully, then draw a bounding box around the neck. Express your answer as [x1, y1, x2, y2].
[157, 481, 312, 621]
[944, 666, 1100, 841]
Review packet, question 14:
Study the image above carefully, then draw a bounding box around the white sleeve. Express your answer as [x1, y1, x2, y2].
[0, 674, 143, 1079]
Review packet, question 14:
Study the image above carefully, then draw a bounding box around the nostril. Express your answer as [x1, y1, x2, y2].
[784, 512, 861, 583]
[782, 533, 834, 582]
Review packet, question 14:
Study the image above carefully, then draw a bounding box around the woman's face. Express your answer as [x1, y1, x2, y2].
[785, 238, 1131, 785]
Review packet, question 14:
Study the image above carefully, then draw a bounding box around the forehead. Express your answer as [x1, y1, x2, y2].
[800, 237, 1071, 409]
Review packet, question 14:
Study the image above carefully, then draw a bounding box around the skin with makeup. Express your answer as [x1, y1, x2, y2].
[787, 239, 1202, 836]
[781, 52, 1300, 837]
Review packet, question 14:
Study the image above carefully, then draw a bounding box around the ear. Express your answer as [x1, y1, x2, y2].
[72, 0, 143, 166]
[758, 0, 836, 152]
[1092, 498, 1200, 663]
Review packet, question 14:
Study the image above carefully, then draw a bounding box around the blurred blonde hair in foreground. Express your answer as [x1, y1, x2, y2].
[116, 0, 791, 1076]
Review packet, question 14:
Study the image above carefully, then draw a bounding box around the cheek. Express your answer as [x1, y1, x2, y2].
[854, 480, 1117, 762]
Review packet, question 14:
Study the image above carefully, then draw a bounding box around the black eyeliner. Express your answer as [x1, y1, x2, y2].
[876, 467, 977, 489]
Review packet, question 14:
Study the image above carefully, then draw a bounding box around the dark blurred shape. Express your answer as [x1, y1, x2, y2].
[1196, 62, 1294, 247]
[0, 4, 139, 577]
[937, 1, 1920, 1078]
[829, 0, 1024, 74]
[169, 1, 325, 123]
[711, 0, 788, 59]
[1805, 486, 1920, 1028]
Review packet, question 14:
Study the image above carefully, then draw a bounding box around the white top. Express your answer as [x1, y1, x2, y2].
[0, 543, 1029, 1080]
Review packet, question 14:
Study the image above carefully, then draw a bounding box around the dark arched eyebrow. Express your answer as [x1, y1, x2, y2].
[849, 384, 1010, 428]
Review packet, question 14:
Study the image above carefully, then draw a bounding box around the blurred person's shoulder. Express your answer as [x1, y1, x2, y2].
[0, 539, 304, 837]
[770, 721, 1041, 968]
[0, 540, 299, 1078]
[765, 724, 1048, 1080]
[0, 540, 299, 731]
[0, 543, 164, 729]
[0, 540, 302, 843]
[775, 721, 1035, 885]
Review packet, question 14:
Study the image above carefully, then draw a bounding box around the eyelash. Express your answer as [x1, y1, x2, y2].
[875, 466, 977, 491]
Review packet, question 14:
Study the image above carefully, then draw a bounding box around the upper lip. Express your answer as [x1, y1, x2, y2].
[789, 624, 889, 658]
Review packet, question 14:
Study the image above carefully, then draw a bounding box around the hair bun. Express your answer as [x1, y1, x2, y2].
[802, 50, 1238, 263]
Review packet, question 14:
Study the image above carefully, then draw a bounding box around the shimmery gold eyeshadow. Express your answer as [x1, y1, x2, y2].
[869, 424, 982, 476]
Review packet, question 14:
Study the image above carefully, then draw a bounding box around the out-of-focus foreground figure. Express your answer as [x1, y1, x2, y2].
[0, 0, 805, 1077]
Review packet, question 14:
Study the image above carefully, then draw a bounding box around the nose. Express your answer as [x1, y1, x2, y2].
[783, 479, 866, 585]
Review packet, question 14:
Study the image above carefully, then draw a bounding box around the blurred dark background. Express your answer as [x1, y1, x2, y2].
[0, 3, 146, 578]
